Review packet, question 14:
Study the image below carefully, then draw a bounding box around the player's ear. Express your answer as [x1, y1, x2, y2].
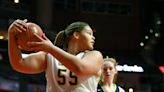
[73, 31, 80, 39]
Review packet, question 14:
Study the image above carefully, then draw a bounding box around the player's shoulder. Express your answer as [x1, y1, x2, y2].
[118, 86, 125, 92]
[85, 50, 103, 56]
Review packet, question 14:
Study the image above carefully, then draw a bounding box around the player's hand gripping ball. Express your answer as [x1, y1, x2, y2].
[16, 22, 43, 51]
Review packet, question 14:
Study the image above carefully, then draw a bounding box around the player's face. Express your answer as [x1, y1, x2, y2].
[102, 61, 117, 79]
[78, 26, 95, 50]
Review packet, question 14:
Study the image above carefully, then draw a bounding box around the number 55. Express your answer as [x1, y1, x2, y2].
[57, 69, 78, 85]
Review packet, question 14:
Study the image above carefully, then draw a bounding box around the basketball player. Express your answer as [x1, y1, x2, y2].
[8, 19, 103, 92]
[97, 57, 125, 92]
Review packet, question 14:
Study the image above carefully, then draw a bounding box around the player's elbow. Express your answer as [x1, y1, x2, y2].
[10, 63, 22, 72]
[11, 65, 23, 73]
[10, 62, 26, 73]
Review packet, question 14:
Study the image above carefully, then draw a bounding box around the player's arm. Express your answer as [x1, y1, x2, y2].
[48, 46, 103, 77]
[8, 19, 47, 74]
[78, 50, 104, 77]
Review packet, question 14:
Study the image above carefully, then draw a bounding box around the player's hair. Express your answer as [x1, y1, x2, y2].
[54, 21, 89, 49]
[104, 56, 118, 66]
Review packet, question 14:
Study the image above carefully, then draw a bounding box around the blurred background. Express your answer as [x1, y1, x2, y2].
[0, 0, 164, 92]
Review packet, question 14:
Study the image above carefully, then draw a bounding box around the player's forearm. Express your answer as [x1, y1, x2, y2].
[8, 33, 23, 70]
[48, 46, 85, 75]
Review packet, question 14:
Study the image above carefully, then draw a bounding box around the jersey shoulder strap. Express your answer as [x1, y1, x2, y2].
[97, 84, 104, 92]
[115, 85, 120, 92]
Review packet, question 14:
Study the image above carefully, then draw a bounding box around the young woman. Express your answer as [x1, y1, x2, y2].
[97, 57, 125, 92]
[8, 19, 103, 92]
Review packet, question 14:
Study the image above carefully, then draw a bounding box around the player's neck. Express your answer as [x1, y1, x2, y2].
[67, 41, 79, 55]
[102, 83, 115, 92]
[67, 47, 80, 55]
[103, 77, 114, 86]
[103, 81, 113, 87]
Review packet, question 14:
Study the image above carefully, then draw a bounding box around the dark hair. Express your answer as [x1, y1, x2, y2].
[54, 21, 89, 49]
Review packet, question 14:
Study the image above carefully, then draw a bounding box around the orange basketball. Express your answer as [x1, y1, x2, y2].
[16, 22, 43, 51]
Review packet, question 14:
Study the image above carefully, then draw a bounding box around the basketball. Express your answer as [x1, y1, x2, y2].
[16, 22, 43, 51]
